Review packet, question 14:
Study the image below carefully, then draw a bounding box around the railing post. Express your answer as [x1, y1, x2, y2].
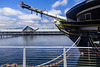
[23, 47, 26, 67]
[88, 42, 90, 60]
[63, 47, 67, 67]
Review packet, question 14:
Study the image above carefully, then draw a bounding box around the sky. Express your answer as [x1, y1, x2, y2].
[0, 0, 85, 28]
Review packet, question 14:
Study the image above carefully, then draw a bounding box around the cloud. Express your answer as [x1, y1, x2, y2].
[52, 0, 68, 8]
[41, 18, 50, 23]
[0, 24, 5, 26]
[32, 23, 56, 28]
[64, 8, 70, 14]
[18, 13, 41, 20]
[17, 14, 41, 27]
[16, 20, 39, 26]
[0, 16, 16, 23]
[0, 7, 41, 28]
[41, 23, 57, 28]
[0, 16, 17, 28]
[49, 9, 62, 15]
[0, 16, 16, 24]
[0, 7, 56, 28]
[0, 7, 23, 16]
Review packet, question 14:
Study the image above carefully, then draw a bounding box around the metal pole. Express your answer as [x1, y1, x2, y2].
[23, 47, 26, 67]
[88, 42, 90, 60]
[63, 47, 67, 67]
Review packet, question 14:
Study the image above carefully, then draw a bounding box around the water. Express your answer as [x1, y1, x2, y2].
[0, 35, 73, 46]
[0, 35, 100, 67]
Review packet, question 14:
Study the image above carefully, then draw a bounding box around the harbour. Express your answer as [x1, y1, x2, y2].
[0, 0, 100, 67]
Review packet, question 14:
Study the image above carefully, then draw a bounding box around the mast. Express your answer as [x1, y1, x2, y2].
[20, 1, 67, 20]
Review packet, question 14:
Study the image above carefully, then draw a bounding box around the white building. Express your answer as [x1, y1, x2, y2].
[0, 26, 63, 35]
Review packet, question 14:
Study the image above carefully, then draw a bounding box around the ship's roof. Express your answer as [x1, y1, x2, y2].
[66, 0, 100, 21]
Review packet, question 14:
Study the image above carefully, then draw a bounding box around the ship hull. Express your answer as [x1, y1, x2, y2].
[56, 20, 100, 53]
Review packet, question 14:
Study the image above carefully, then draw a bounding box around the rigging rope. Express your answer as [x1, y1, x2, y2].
[38, 33, 82, 67]
[39, 49, 75, 67]
[90, 37, 100, 52]
[36, 33, 82, 67]
[88, 37, 97, 52]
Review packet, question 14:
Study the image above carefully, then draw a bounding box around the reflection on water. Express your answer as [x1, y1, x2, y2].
[0, 35, 74, 66]
[0, 48, 23, 65]
[0, 35, 73, 46]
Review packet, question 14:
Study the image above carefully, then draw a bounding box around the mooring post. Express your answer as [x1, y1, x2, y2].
[23, 47, 26, 67]
[63, 47, 67, 67]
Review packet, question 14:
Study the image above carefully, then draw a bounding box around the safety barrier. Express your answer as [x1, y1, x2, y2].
[0, 46, 100, 67]
[0, 33, 100, 67]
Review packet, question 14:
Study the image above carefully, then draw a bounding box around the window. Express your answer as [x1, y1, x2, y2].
[85, 13, 91, 20]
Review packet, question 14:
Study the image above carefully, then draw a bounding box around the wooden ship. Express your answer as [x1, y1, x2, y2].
[20, 0, 100, 52]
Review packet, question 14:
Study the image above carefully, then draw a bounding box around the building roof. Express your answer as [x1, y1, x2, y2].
[0, 26, 60, 32]
[0, 29, 23, 32]
[23, 26, 38, 30]
[37, 28, 60, 32]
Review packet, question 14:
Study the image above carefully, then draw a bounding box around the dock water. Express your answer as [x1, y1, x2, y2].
[0, 35, 99, 67]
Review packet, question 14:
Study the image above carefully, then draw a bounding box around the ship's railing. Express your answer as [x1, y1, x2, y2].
[0, 46, 100, 67]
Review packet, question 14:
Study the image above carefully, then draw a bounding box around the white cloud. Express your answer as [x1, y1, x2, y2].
[0, 24, 5, 26]
[0, 16, 16, 23]
[52, 0, 68, 8]
[0, 7, 23, 16]
[0, 7, 41, 28]
[49, 9, 62, 15]
[64, 8, 70, 14]
[0, 7, 56, 28]
[16, 20, 39, 26]
[33, 23, 56, 28]
[0, 16, 17, 28]
[41, 24, 57, 28]
[18, 13, 41, 20]
[52, 1, 60, 8]
[41, 18, 50, 23]
[0, 16, 16, 24]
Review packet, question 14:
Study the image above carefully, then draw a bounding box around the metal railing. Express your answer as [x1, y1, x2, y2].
[0, 46, 100, 67]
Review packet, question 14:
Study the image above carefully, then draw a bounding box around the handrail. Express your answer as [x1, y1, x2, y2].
[0, 46, 99, 48]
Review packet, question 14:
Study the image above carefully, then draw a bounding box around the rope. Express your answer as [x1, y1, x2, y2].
[36, 33, 82, 67]
[39, 49, 75, 67]
[88, 37, 97, 52]
[39, 33, 82, 67]
[90, 37, 100, 52]
[65, 33, 82, 53]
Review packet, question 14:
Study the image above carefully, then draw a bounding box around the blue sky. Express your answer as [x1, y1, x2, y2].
[0, 0, 84, 28]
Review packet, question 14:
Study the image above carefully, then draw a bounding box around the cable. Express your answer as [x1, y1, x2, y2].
[90, 37, 100, 52]
[39, 33, 82, 67]
[36, 33, 82, 67]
